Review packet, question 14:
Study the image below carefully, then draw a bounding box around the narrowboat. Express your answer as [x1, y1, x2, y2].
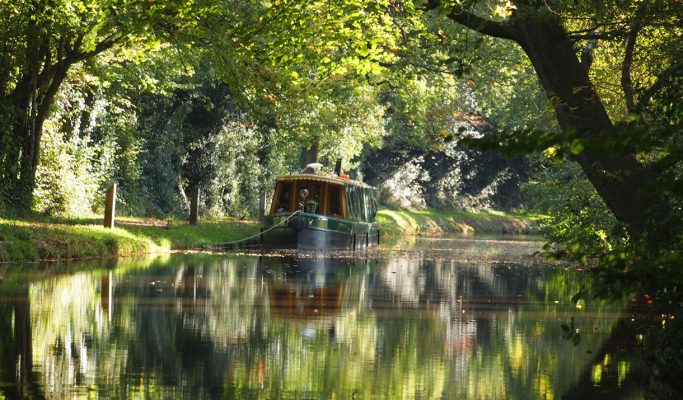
[261, 163, 380, 250]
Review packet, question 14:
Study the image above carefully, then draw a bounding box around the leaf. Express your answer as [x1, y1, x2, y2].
[568, 139, 584, 155]
[626, 113, 640, 123]
[543, 146, 559, 158]
[572, 333, 581, 346]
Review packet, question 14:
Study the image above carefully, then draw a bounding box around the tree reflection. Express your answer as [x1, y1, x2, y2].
[0, 279, 43, 399]
[0, 245, 642, 399]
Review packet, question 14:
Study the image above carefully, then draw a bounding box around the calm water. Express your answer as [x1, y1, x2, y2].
[0, 237, 644, 399]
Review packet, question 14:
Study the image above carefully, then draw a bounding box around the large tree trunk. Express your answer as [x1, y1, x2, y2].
[15, 65, 69, 206]
[0, 8, 118, 210]
[512, 11, 664, 237]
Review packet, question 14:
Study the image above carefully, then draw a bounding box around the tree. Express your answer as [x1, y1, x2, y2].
[408, 2, 681, 394]
[0, 0, 206, 209]
[202, 0, 396, 171]
[421, 0, 681, 240]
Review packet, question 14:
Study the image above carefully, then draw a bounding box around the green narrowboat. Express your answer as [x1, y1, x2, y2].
[261, 165, 380, 250]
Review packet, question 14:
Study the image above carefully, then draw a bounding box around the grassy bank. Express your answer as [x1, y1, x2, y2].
[0, 216, 258, 263]
[377, 208, 541, 237]
[0, 207, 540, 263]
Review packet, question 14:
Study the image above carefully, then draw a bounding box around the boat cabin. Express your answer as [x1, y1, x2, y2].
[270, 175, 377, 222]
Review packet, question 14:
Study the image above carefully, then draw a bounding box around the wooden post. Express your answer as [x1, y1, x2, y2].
[189, 186, 200, 225]
[258, 189, 266, 223]
[104, 183, 116, 228]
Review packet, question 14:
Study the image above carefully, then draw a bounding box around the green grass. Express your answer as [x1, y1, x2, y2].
[0, 216, 259, 263]
[0, 207, 540, 263]
[377, 207, 541, 237]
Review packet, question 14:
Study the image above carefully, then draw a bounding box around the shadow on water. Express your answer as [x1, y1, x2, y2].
[0, 237, 647, 399]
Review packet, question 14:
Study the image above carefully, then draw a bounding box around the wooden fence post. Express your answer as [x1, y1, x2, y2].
[258, 189, 266, 223]
[189, 186, 200, 225]
[104, 183, 117, 228]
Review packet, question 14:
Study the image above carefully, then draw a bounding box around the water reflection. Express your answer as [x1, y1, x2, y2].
[0, 239, 643, 399]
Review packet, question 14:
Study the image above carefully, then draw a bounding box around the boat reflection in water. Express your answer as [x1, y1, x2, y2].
[261, 255, 364, 326]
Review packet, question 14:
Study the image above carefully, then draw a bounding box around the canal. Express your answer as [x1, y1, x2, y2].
[0, 236, 644, 399]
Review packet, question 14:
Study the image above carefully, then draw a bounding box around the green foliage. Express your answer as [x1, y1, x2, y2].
[213, 0, 401, 85]
[521, 145, 682, 396]
[280, 84, 388, 170]
[31, 66, 121, 215]
[382, 76, 466, 149]
[34, 117, 101, 215]
[0, 0, 212, 206]
[209, 121, 274, 218]
[563, 0, 683, 123]
[521, 158, 623, 259]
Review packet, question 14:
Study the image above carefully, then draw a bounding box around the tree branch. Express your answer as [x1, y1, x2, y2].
[446, 10, 518, 41]
[68, 33, 121, 63]
[635, 64, 680, 111]
[420, 0, 441, 12]
[620, 30, 639, 113]
[36, 65, 67, 125]
[580, 29, 598, 72]
[421, 0, 518, 41]
[569, 29, 627, 42]
[621, 3, 647, 114]
[567, 22, 626, 38]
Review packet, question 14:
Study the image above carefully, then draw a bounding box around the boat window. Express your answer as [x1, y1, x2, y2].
[346, 187, 355, 220]
[328, 185, 343, 217]
[296, 180, 323, 214]
[274, 182, 293, 212]
[353, 186, 363, 221]
[357, 189, 363, 222]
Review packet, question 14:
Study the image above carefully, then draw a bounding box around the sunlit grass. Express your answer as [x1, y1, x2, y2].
[0, 207, 540, 263]
[377, 208, 540, 237]
[0, 215, 259, 263]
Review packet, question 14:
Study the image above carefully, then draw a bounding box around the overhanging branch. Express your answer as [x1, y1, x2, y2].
[446, 10, 518, 41]
[621, 2, 648, 114]
[422, 0, 518, 41]
[635, 64, 680, 111]
[621, 26, 640, 113]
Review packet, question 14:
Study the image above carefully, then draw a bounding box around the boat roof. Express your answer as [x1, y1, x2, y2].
[276, 173, 373, 189]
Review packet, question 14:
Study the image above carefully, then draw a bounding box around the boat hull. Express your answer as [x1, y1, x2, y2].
[261, 213, 379, 250]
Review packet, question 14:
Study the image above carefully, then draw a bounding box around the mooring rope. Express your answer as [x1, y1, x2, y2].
[211, 210, 302, 250]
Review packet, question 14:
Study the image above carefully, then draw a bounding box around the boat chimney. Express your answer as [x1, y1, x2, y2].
[334, 158, 342, 175]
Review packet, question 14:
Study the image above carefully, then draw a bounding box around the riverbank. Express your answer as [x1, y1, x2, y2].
[0, 216, 259, 263]
[376, 208, 541, 237]
[0, 208, 540, 263]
